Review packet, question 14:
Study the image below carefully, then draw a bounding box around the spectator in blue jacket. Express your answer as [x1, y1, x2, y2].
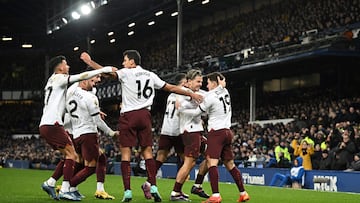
[269, 156, 305, 188]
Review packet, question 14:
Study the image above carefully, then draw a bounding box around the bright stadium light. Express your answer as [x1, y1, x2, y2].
[128, 22, 135, 28]
[62, 17, 68, 24]
[148, 21, 155, 26]
[171, 12, 178, 17]
[71, 11, 81, 20]
[90, 1, 96, 9]
[107, 31, 114, 36]
[188, 0, 194, 2]
[202, 0, 210, 4]
[155, 11, 163, 16]
[73, 46, 79, 51]
[128, 31, 134, 36]
[22, 44, 32, 48]
[2, 37, 12, 41]
[101, 0, 108, 5]
[90, 39, 96, 44]
[80, 4, 91, 15]
[110, 38, 116, 43]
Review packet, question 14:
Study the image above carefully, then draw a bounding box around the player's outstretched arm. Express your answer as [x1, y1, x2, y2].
[163, 83, 203, 103]
[80, 52, 118, 79]
[68, 66, 114, 84]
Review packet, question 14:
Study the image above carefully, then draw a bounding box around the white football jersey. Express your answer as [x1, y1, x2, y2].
[39, 73, 69, 126]
[116, 66, 166, 113]
[66, 86, 100, 139]
[160, 93, 181, 136]
[199, 86, 232, 131]
[178, 88, 206, 133]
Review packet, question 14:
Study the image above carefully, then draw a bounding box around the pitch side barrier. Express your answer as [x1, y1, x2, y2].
[113, 162, 360, 193]
[5, 160, 359, 193]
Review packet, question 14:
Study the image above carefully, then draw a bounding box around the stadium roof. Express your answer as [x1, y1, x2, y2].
[0, 0, 240, 54]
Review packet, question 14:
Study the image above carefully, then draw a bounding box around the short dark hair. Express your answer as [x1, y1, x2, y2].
[206, 72, 225, 84]
[123, 50, 141, 65]
[49, 55, 66, 71]
[174, 73, 186, 85]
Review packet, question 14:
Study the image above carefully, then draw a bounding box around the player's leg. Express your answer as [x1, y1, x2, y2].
[223, 129, 249, 202]
[118, 111, 138, 202]
[94, 150, 115, 200]
[203, 158, 221, 203]
[142, 145, 162, 202]
[42, 158, 64, 199]
[170, 156, 195, 201]
[191, 159, 210, 198]
[68, 134, 98, 200]
[224, 159, 250, 202]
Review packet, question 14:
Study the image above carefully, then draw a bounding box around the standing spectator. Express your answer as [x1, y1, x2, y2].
[293, 140, 314, 170]
[318, 150, 332, 170]
[331, 129, 357, 170]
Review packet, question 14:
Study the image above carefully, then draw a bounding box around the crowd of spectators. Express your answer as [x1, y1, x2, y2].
[141, 0, 360, 71]
[1, 87, 360, 173]
[4, 0, 359, 91]
[2, 0, 360, 172]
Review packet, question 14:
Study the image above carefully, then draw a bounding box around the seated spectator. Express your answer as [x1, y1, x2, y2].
[269, 157, 305, 188]
[345, 152, 360, 171]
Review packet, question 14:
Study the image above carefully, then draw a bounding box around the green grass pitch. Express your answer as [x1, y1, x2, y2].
[0, 168, 359, 202]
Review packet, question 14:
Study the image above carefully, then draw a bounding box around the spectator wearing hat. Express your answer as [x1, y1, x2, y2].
[318, 149, 332, 170]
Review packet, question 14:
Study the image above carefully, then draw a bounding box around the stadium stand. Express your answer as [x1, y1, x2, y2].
[1, 0, 360, 175]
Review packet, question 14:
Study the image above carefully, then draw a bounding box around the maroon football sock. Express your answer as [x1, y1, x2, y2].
[229, 167, 245, 192]
[52, 159, 64, 180]
[173, 182, 183, 192]
[74, 161, 84, 176]
[70, 166, 96, 187]
[121, 161, 131, 190]
[195, 173, 205, 185]
[96, 153, 106, 183]
[208, 166, 219, 193]
[145, 159, 156, 185]
[63, 159, 75, 181]
[155, 160, 163, 172]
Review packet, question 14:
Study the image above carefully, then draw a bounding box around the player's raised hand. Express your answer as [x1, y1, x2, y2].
[217, 76, 226, 88]
[80, 52, 91, 64]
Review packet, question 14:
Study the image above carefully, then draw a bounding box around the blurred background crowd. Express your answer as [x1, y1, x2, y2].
[1, 0, 360, 173]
